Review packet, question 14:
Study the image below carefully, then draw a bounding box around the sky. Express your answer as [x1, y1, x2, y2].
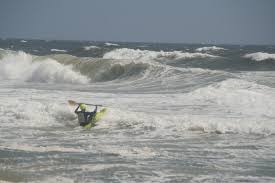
[0, 0, 274, 45]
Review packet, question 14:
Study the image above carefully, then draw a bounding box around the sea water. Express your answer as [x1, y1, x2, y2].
[0, 39, 275, 182]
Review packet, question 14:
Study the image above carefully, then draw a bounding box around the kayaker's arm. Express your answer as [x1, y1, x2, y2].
[74, 105, 80, 114]
[93, 105, 98, 113]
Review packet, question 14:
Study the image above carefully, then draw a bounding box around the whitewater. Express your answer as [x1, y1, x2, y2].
[0, 39, 275, 182]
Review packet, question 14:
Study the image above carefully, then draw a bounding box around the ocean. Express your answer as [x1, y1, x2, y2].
[0, 39, 275, 182]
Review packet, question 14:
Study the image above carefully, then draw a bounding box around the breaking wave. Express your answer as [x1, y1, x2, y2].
[103, 48, 217, 61]
[48, 54, 151, 82]
[0, 49, 228, 88]
[195, 46, 226, 52]
[244, 52, 275, 61]
[0, 51, 89, 84]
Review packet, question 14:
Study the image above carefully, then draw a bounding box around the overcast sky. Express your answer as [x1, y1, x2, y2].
[0, 0, 274, 45]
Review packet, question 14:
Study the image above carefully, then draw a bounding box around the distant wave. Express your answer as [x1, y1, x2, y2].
[0, 49, 223, 86]
[105, 42, 119, 46]
[83, 45, 100, 50]
[244, 52, 275, 61]
[103, 48, 217, 61]
[51, 54, 153, 82]
[20, 40, 27, 43]
[137, 45, 149, 48]
[0, 51, 89, 84]
[50, 49, 67, 53]
[196, 46, 226, 52]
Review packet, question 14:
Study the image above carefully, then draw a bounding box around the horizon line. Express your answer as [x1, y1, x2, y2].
[1, 37, 275, 47]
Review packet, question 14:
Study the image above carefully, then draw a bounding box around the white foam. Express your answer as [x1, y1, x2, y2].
[179, 79, 275, 134]
[189, 79, 274, 116]
[83, 45, 100, 50]
[0, 51, 89, 84]
[196, 46, 226, 52]
[103, 48, 217, 61]
[244, 52, 275, 61]
[0, 97, 76, 128]
[50, 49, 67, 53]
[20, 40, 27, 43]
[105, 42, 119, 46]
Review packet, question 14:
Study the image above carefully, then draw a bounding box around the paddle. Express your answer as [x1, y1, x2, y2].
[68, 100, 103, 107]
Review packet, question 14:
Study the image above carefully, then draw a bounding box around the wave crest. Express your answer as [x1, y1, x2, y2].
[50, 49, 67, 53]
[244, 52, 275, 61]
[105, 42, 119, 46]
[83, 45, 100, 50]
[195, 46, 226, 52]
[103, 48, 217, 61]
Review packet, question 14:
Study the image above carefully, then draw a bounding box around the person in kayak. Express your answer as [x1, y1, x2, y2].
[74, 103, 97, 126]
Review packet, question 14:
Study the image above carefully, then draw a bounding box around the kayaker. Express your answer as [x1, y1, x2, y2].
[74, 103, 97, 126]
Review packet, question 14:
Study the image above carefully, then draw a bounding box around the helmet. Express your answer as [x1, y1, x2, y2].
[80, 104, 87, 111]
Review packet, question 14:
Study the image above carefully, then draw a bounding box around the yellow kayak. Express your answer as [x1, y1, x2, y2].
[83, 108, 107, 129]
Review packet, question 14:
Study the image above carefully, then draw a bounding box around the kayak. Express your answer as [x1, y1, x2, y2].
[83, 108, 107, 129]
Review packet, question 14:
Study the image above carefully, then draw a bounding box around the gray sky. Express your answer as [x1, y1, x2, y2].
[0, 0, 274, 45]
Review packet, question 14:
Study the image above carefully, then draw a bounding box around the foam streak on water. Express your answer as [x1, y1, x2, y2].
[0, 41, 275, 182]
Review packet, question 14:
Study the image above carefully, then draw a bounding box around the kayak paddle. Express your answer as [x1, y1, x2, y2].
[68, 100, 103, 107]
